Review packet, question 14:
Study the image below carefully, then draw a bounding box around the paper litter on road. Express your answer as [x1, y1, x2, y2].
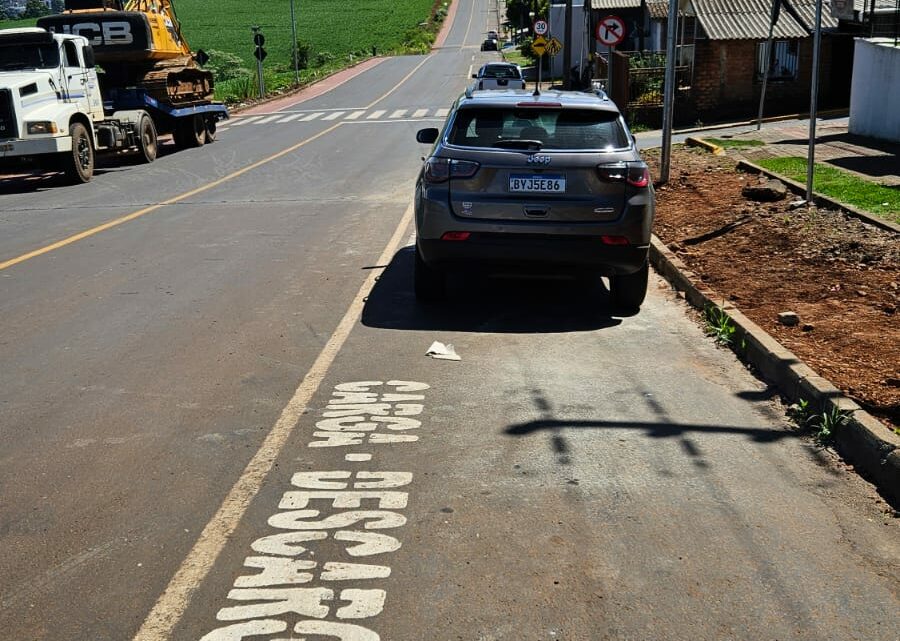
[426, 341, 461, 361]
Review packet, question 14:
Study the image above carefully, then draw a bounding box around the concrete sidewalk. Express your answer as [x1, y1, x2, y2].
[715, 118, 900, 187]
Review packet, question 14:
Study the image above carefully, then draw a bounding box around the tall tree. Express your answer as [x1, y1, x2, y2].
[23, 0, 51, 19]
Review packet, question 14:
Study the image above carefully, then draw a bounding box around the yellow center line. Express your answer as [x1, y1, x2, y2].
[365, 54, 433, 109]
[0, 122, 344, 273]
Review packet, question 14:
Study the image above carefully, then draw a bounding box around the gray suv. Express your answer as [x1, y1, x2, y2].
[414, 88, 655, 310]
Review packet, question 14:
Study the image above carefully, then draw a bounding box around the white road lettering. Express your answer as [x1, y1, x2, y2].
[201, 381, 429, 640]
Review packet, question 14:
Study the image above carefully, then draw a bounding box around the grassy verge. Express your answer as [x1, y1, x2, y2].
[706, 138, 765, 149]
[1, 0, 448, 103]
[756, 156, 900, 224]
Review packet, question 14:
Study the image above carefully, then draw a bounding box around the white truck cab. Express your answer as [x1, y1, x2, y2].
[0, 27, 157, 183]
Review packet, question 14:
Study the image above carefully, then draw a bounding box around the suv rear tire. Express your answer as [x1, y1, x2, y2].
[414, 249, 445, 301]
[610, 261, 649, 310]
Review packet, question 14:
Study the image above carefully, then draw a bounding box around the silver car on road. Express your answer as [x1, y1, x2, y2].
[414, 88, 655, 310]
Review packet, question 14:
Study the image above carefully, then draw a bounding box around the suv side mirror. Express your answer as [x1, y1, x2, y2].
[82, 46, 95, 68]
[416, 128, 439, 144]
[471, 73, 478, 79]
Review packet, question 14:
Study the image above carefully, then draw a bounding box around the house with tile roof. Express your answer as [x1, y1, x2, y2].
[586, 0, 846, 121]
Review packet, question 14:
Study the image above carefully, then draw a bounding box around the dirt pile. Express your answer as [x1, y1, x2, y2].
[645, 146, 899, 432]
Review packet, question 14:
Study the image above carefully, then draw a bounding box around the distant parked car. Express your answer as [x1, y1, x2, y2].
[413, 88, 655, 310]
[471, 62, 525, 90]
[487, 30, 499, 40]
[480, 38, 498, 51]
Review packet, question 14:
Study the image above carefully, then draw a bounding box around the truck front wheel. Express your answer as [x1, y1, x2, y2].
[135, 114, 158, 164]
[62, 122, 94, 184]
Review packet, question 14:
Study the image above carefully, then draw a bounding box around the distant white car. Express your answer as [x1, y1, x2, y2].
[471, 63, 525, 90]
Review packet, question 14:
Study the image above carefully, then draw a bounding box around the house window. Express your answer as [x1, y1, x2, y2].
[756, 40, 799, 81]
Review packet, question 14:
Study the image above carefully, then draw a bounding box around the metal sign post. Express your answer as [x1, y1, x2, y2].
[252, 27, 267, 99]
[757, 0, 780, 129]
[290, 0, 300, 85]
[532, 36, 548, 95]
[806, 0, 824, 201]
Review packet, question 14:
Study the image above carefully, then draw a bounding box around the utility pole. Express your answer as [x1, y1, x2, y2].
[563, 0, 574, 89]
[659, 0, 679, 184]
[806, 0, 823, 201]
[290, 0, 300, 85]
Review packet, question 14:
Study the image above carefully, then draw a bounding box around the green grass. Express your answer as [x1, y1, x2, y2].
[756, 156, 900, 224]
[1, 1, 444, 101]
[502, 48, 529, 68]
[706, 138, 765, 149]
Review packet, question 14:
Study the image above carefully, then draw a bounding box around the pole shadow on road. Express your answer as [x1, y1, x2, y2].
[362, 246, 627, 334]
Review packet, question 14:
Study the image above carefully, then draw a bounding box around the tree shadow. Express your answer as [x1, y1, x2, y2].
[361, 246, 626, 334]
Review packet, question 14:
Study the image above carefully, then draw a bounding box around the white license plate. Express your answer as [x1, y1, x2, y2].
[509, 174, 566, 193]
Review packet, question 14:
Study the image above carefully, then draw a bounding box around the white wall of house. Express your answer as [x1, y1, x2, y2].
[849, 38, 900, 142]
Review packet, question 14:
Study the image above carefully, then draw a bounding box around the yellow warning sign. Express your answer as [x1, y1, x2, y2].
[532, 35, 548, 56]
[547, 37, 563, 56]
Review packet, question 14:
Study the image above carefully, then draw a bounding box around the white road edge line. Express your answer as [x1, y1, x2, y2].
[131, 202, 415, 641]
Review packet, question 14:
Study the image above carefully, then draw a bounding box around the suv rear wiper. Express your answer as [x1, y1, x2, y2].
[492, 139, 543, 151]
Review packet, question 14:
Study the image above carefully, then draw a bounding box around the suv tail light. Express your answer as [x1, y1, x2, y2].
[597, 161, 650, 188]
[424, 158, 480, 184]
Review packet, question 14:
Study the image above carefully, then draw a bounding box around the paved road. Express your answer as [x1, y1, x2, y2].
[1, 1, 897, 640]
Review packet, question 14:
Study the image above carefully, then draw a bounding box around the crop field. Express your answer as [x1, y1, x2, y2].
[177, 0, 437, 68]
[1, 0, 443, 100]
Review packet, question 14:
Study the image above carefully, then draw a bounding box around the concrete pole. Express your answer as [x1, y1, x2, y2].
[659, 0, 679, 184]
[290, 0, 300, 85]
[806, 0, 823, 202]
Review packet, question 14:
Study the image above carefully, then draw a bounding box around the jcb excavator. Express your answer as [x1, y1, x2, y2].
[37, 0, 214, 108]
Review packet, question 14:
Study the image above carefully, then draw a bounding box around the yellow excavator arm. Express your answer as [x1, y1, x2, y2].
[122, 0, 192, 58]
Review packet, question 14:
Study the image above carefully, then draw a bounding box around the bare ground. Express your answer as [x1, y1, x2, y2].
[644, 146, 900, 433]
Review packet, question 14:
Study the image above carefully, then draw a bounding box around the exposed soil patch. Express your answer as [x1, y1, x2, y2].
[644, 146, 900, 432]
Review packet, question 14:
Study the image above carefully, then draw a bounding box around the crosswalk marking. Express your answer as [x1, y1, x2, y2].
[230, 115, 263, 126]
[228, 108, 449, 130]
[254, 114, 284, 124]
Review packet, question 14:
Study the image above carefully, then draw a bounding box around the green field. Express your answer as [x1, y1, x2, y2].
[1, 0, 444, 101]
[177, 0, 437, 68]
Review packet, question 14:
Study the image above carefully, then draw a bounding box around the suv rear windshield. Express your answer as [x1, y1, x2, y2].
[448, 107, 629, 151]
[481, 65, 520, 79]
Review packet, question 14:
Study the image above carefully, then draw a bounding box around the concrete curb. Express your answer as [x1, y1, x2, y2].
[685, 137, 724, 155]
[649, 236, 900, 501]
[734, 159, 900, 235]
[672, 108, 849, 136]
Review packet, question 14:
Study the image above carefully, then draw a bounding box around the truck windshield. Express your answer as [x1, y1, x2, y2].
[0, 44, 61, 71]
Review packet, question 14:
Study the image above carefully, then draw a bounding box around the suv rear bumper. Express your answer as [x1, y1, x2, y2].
[418, 235, 649, 276]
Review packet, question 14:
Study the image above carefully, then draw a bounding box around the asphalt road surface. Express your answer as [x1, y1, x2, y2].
[1, 1, 898, 639]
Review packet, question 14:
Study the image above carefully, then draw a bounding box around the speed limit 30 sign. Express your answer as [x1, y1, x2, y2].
[595, 15, 626, 46]
[533, 19, 548, 36]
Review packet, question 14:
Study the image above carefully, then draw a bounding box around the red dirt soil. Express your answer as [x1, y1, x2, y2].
[644, 147, 900, 433]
